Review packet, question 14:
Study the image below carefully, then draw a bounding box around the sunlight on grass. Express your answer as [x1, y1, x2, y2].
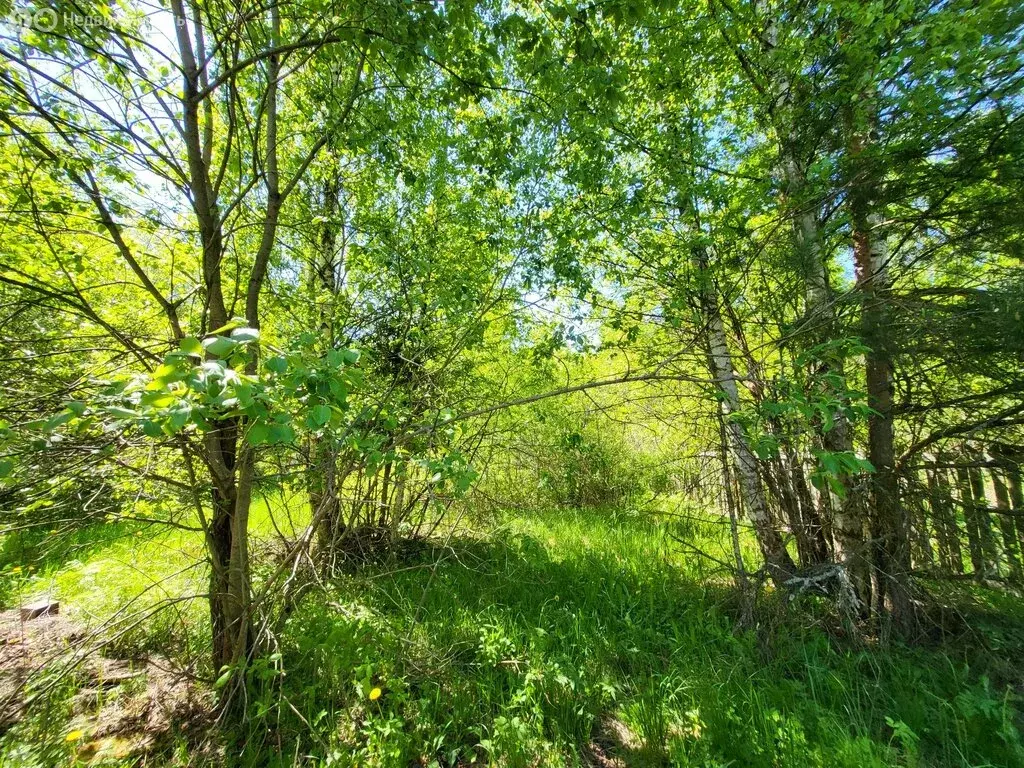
[3, 503, 1023, 767]
[1, 491, 310, 659]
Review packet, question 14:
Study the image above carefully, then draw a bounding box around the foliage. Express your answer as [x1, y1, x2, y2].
[1, 0, 1024, 761]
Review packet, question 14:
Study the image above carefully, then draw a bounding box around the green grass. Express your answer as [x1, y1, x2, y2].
[3, 505, 1024, 767]
[0, 493, 309, 658]
[255, 508, 1024, 767]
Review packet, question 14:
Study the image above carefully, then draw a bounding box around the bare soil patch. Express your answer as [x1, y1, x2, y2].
[0, 607, 214, 762]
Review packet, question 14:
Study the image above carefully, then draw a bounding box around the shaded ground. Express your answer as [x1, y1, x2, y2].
[0, 609, 81, 731]
[584, 715, 640, 768]
[0, 606, 212, 763]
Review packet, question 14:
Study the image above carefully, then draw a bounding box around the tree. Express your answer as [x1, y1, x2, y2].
[0, 0, 501, 698]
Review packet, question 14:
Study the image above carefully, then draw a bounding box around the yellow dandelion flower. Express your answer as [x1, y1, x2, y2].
[10, 566, 22, 574]
[368, 687, 382, 701]
[65, 729, 84, 742]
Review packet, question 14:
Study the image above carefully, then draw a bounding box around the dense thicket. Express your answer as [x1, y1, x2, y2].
[1, 0, 1023, 752]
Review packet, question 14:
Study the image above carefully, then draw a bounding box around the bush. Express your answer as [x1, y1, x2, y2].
[480, 405, 672, 511]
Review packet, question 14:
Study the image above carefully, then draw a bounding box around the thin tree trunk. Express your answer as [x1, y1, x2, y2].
[1009, 466, 1024, 555]
[957, 465, 986, 577]
[695, 243, 796, 586]
[968, 462, 998, 575]
[927, 462, 962, 573]
[171, 0, 257, 692]
[205, 425, 252, 679]
[790, 449, 831, 564]
[718, 404, 752, 624]
[311, 440, 342, 562]
[378, 461, 393, 528]
[908, 477, 934, 570]
[308, 171, 346, 556]
[848, 105, 915, 635]
[391, 470, 407, 541]
[761, 460, 806, 561]
[777, 101, 868, 602]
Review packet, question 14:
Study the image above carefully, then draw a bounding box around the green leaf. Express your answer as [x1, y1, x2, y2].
[104, 406, 140, 420]
[151, 362, 183, 382]
[235, 382, 254, 408]
[208, 318, 245, 336]
[247, 423, 271, 446]
[142, 420, 164, 438]
[230, 327, 260, 343]
[167, 406, 191, 431]
[44, 411, 74, 431]
[202, 336, 238, 357]
[265, 356, 288, 374]
[180, 337, 203, 356]
[214, 667, 234, 690]
[309, 404, 332, 427]
[328, 378, 350, 404]
[140, 392, 176, 408]
[269, 423, 296, 444]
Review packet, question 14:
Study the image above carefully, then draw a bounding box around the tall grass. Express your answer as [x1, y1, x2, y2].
[250, 508, 1024, 767]
[2, 505, 1023, 767]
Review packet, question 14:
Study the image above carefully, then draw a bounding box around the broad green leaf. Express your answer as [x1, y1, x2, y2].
[180, 337, 203, 356]
[269, 423, 296, 444]
[104, 407, 140, 419]
[247, 423, 271, 446]
[265, 356, 288, 374]
[208, 318, 246, 336]
[202, 336, 238, 357]
[309, 404, 332, 427]
[230, 327, 260, 343]
[44, 411, 73, 431]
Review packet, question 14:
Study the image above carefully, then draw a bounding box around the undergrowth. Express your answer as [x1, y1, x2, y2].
[2, 507, 1024, 767]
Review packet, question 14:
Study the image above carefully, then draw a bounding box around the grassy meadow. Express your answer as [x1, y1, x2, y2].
[2, 502, 1023, 767]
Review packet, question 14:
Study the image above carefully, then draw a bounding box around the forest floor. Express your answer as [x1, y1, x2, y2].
[0, 607, 209, 763]
[2, 505, 1024, 767]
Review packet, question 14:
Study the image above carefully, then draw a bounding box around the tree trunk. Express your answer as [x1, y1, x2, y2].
[391, 471, 407, 541]
[309, 171, 346, 557]
[378, 461, 393, 527]
[718, 404, 753, 624]
[927, 462, 962, 573]
[957, 464, 986, 576]
[205, 425, 252, 681]
[311, 439, 342, 562]
[908, 476, 934, 570]
[1009, 466, 1024, 555]
[968, 462, 998, 575]
[695, 244, 796, 586]
[777, 108, 868, 602]
[848, 109, 915, 635]
[761, 459, 806, 561]
[790, 449, 831, 565]
[171, 0, 260, 696]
